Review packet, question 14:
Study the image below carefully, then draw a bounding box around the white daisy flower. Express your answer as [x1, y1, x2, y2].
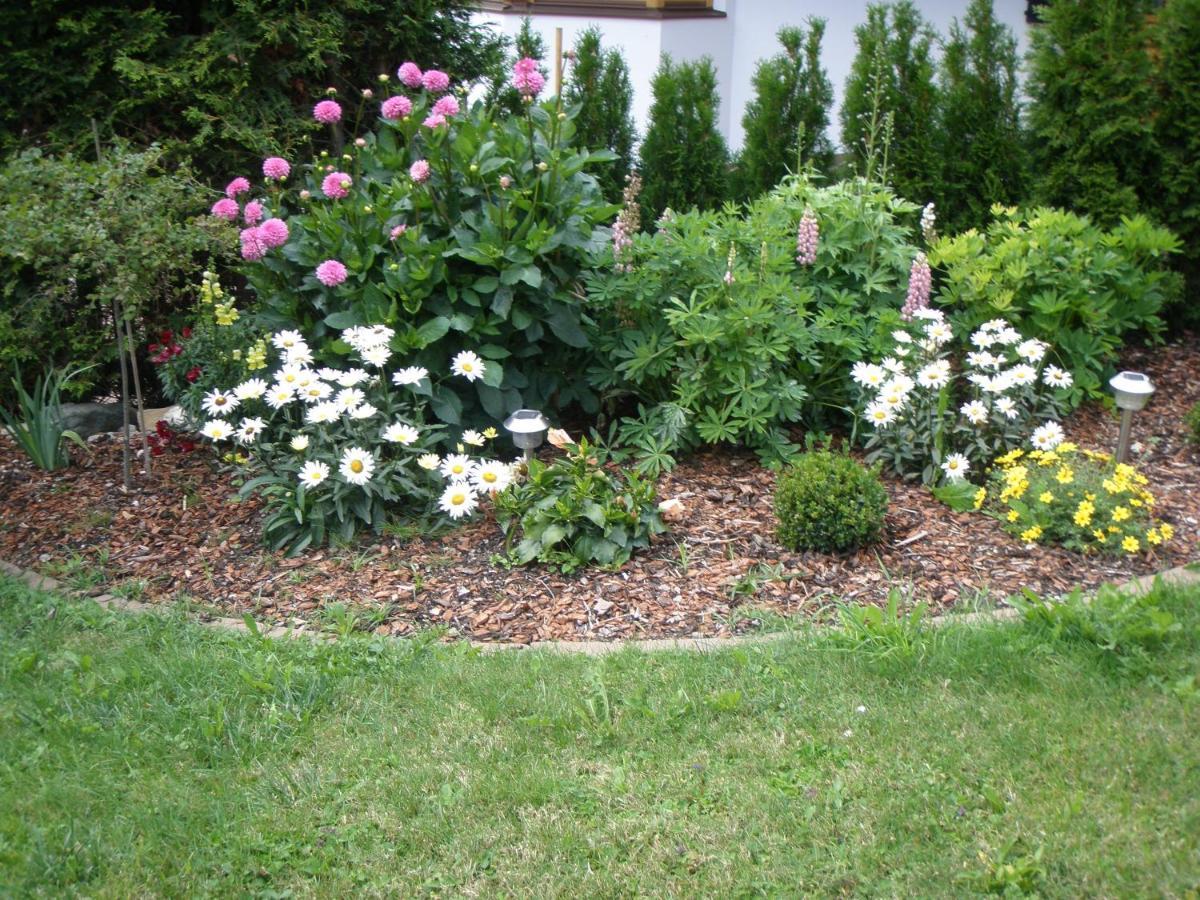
[981, 318, 1009, 332]
[851, 362, 887, 388]
[305, 402, 340, 424]
[966, 351, 992, 369]
[285, 345, 314, 367]
[461, 429, 485, 447]
[995, 397, 1018, 419]
[471, 459, 513, 493]
[439, 453, 473, 481]
[361, 345, 391, 367]
[392, 366, 429, 386]
[316, 367, 342, 382]
[912, 308, 944, 322]
[891, 330, 913, 344]
[349, 403, 377, 420]
[924, 321, 952, 345]
[971, 329, 996, 349]
[864, 402, 895, 427]
[1007, 364, 1037, 387]
[234, 378, 269, 401]
[417, 453, 441, 470]
[383, 422, 420, 445]
[884, 374, 915, 395]
[290, 435, 310, 451]
[451, 350, 486, 382]
[339, 446, 375, 485]
[984, 372, 1015, 394]
[438, 483, 478, 519]
[237, 416, 266, 443]
[335, 369, 369, 388]
[996, 327, 1022, 345]
[1043, 365, 1073, 389]
[916, 361, 951, 389]
[960, 400, 988, 425]
[1016, 339, 1047, 362]
[275, 364, 305, 388]
[334, 387, 365, 412]
[201, 419, 233, 441]
[202, 390, 239, 417]
[298, 459, 330, 487]
[881, 356, 906, 375]
[1030, 421, 1065, 451]
[300, 382, 333, 403]
[879, 388, 907, 410]
[894, 345, 911, 358]
[941, 452, 970, 482]
[265, 385, 295, 409]
[272, 330, 306, 351]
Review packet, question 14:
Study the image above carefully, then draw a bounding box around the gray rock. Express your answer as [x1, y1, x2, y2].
[58, 402, 130, 438]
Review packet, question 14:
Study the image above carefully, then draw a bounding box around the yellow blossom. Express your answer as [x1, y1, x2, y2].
[1146, 529, 1162, 545]
[482, 427, 498, 440]
[1039, 491, 1054, 504]
[1093, 529, 1107, 543]
[1058, 442, 1078, 454]
[1160, 523, 1174, 541]
[1020, 525, 1043, 542]
[1055, 466, 1074, 484]
[1112, 506, 1131, 522]
[973, 487, 987, 510]
[1122, 535, 1139, 553]
[1007, 510, 1020, 523]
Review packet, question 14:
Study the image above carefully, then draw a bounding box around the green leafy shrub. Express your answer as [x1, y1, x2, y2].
[774, 451, 888, 552]
[0, 367, 89, 471]
[564, 27, 636, 202]
[0, 145, 230, 404]
[936, 0, 1027, 234]
[587, 173, 921, 468]
[734, 20, 834, 199]
[982, 444, 1174, 556]
[0, 0, 504, 182]
[638, 54, 729, 218]
[929, 207, 1180, 402]
[220, 67, 616, 429]
[494, 435, 665, 572]
[840, 1, 941, 205]
[1184, 401, 1200, 447]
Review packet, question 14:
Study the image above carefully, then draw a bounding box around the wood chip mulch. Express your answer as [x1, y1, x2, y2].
[2, 335, 1197, 643]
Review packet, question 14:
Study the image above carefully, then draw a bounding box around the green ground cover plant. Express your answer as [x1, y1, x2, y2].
[1, 574, 1197, 894]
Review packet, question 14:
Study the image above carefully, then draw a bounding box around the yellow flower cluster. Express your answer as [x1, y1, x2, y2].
[246, 338, 268, 371]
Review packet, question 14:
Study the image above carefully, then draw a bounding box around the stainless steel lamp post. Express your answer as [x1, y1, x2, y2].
[502, 409, 550, 462]
[1109, 371, 1155, 463]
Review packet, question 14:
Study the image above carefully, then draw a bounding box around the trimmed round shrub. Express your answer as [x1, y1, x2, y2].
[774, 451, 888, 552]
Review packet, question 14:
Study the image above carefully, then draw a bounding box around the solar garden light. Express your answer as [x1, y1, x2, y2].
[1109, 371, 1155, 464]
[503, 409, 550, 462]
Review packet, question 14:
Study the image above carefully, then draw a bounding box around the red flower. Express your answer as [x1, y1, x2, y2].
[159, 329, 173, 343]
[181, 326, 193, 339]
[186, 366, 202, 383]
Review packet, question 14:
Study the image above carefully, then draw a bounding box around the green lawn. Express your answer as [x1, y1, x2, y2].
[1, 575, 1198, 897]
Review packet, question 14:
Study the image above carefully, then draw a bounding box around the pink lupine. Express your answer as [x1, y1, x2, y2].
[262, 156, 290, 180]
[421, 69, 450, 93]
[315, 259, 348, 287]
[240, 227, 267, 261]
[243, 200, 264, 226]
[422, 113, 447, 129]
[795, 208, 819, 265]
[397, 61, 423, 89]
[259, 217, 289, 248]
[313, 100, 342, 124]
[511, 57, 545, 99]
[409, 159, 431, 184]
[321, 171, 352, 199]
[611, 219, 632, 273]
[901, 252, 932, 320]
[225, 177, 250, 198]
[432, 95, 460, 117]
[211, 198, 239, 220]
[381, 95, 412, 120]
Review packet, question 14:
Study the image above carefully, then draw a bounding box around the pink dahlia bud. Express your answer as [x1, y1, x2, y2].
[499, 175, 512, 189]
[315, 259, 348, 287]
[409, 159, 431, 184]
[210, 198, 239, 221]
[313, 100, 342, 124]
[362, 88, 373, 100]
[901, 252, 932, 320]
[299, 189, 311, 201]
[240, 226, 267, 261]
[389, 224, 407, 241]
[381, 95, 412, 120]
[243, 200, 264, 226]
[355, 137, 366, 148]
[432, 95, 460, 118]
[795, 208, 819, 265]
[511, 57, 545, 99]
[259, 217, 289, 248]
[422, 113, 447, 129]
[397, 61, 423, 89]
[321, 171, 352, 199]
[262, 156, 290, 180]
[421, 69, 450, 93]
[225, 177, 251, 198]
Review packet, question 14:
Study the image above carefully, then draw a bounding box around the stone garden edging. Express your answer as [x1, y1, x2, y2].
[2, 557, 1197, 656]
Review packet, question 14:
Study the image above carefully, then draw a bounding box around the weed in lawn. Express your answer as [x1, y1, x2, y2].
[45, 552, 108, 592]
[833, 587, 931, 659]
[674, 539, 691, 577]
[109, 580, 148, 602]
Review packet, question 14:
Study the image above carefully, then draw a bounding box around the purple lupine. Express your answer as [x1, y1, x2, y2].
[901, 252, 932, 320]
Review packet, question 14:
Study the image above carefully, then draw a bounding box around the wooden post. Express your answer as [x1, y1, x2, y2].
[553, 27, 563, 96]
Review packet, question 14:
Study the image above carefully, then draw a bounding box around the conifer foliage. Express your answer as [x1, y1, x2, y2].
[735, 20, 834, 200]
[564, 27, 636, 202]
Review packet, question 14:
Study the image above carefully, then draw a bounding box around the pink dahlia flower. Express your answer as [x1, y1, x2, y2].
[432, 95, 460, 118]
[211, 198, 239, 220]
[225, 177, 251, 198]
[259, 217, 289, 248]
[313, 100, 343, 124]
[262, 156, 290, 180]
[243, 200, 264, 226]
[422, 113, 447, 129]
[381, 95, 412, 120]
[321, 171, 352, 199]
[397, 61, 423, 89]
[421, 69, 450, 93]
[409, 159, 431, 184]
[240, 227, 267, 261]
[511, 58, 545, 99]
[389, 224, 407, 241]
[315, 259, 348, 287]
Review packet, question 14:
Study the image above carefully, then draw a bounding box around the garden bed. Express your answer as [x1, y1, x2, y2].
[1, 337, 1197, 644]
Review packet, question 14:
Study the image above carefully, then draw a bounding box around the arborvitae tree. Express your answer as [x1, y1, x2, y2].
[564, 27, 636, 201]
[639, 54, 728, 218]
[937, 0, 1027, 233]
[1154, 0, 1200, 306]
[840, 2, 940, 203]
[735, 20, 834, 200]
[488, 17, 549, 115]
[1026, 0, 1159, 226]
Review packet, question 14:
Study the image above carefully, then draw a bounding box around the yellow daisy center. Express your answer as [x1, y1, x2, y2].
[350, 460, 363, 473]
[483, 472, 497, 483]
[452, 492, 466, 505]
